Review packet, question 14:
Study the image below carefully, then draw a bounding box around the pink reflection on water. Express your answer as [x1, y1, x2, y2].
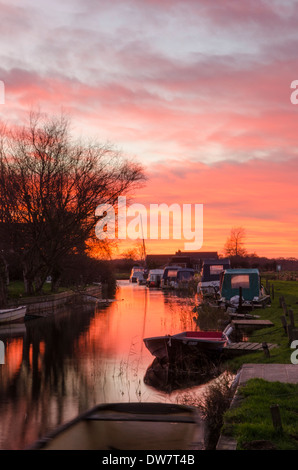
[0, 280, 206, 450]
[81, 280, 196, 358]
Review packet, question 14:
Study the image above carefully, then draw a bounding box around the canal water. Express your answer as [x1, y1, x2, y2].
[0, 280, 215, 450]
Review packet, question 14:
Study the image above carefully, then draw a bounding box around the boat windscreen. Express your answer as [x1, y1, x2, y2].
[231, 274, 250, 289]
[210, 265, 224, 275]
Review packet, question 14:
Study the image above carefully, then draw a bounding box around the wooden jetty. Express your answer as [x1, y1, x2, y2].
[231, 319, 274, 330]
[222, 318, 277, 357]
[228, 312, 260, 320]
[227, 319, 274, 344]
[223, 341, 278, 357]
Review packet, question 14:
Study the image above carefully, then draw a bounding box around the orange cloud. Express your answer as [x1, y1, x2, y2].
[114, 157, 298, 259]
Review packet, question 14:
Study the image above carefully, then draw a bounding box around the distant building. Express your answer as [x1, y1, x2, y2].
[146, 251, 218, 270]
[145, 254, 173, 268]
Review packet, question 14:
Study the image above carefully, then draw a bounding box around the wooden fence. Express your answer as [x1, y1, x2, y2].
[279, 295, 298, 343]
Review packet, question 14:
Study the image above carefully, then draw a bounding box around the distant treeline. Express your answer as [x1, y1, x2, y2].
[109, 255, 298, 274]
[228, 255, 298, 272]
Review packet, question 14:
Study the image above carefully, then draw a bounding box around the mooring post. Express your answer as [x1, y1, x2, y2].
[239, 286, 243, 312]
[287, 325, 294, 343]
[270, 404, 283, 432]
[289, 310, 295, 328]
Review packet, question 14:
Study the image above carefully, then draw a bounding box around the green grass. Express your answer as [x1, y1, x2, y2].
[7, 280, 68, 299]
[115, 272, 130, 280]
[222, 378, 298, 450]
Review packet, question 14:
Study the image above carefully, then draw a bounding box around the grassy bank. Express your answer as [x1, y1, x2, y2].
[115, 272, 130, 280]
[7, 280, 69, 299]
[220, 279, 298, 450]
[222, 378, 298, 450]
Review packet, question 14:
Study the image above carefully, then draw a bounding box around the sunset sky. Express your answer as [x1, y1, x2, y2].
[1, 0, 298, 258]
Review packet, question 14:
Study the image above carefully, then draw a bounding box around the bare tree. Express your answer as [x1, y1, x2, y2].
[224, 226, 247, 257]
[0, 112, 146, 294]
[121, 241, 146, 263]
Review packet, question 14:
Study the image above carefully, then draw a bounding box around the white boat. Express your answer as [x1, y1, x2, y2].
[147, 269, 164, 287]
[0, 306, 27, 324]
[129, 266, 146, 283]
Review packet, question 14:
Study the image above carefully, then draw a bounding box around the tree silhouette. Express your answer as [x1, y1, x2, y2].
[0, 111, 146, 294]
[224, 226, 247, 257]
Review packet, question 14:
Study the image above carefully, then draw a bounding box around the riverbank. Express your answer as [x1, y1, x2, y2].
[216, 279, 298, 450]
[217, 364, 298, 450]
[7, 283, 105, 317]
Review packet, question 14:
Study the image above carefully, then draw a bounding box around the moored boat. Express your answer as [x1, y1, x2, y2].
[173, 268, 195, 290]
[147, 269, 164, 288]
[129, 266, 146, 283]
[0, 306, 27, 324]
[197, 258, 231, 299]
[143, 328, 230, 363]
[218, 268, 271, 311]
[29, 402, 200, 450]
[161, 265, 182, 289]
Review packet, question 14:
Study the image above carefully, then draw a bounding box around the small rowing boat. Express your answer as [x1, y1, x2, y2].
[0, 306, 27, 324]
[143, 329, 230, 363]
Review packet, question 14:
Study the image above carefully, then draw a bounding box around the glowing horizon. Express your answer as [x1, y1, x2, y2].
[104, 156, 298, 259]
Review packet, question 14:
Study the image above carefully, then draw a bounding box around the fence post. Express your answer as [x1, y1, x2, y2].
[262, 342, 270, 358]
[287, 325, 293, 343]
[289, 310, 295, 328]
[280, 315, 287, 334]
[282, 300, 288, 316]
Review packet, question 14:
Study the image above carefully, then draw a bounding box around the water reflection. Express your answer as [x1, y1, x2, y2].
[0, 280, 210, 450]
[144, 358, 220, 394]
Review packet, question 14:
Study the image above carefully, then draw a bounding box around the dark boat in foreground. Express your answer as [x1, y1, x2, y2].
[29, 402, 200, 450]
[143, 329, 230, 363]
